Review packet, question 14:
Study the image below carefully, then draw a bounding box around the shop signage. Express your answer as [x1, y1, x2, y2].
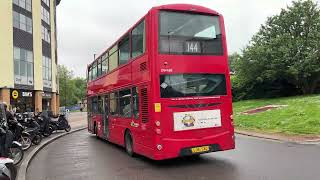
[12, 90, 19, 99]
[42, 92, 52, 98]
[22, 92, 33, 97]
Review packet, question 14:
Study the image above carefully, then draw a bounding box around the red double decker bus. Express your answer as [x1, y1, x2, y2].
[87, 4, 235, 160]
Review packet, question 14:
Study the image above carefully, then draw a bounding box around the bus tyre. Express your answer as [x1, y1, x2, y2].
[94, 123, 99, 138]
[125, 132, 134, 157]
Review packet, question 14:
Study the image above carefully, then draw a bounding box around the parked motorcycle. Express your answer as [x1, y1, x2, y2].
[15, 114, 42, 145]
[49, 113, 71, 132]
[23, 127, 42, 146]
[8, 120, 32, 151]
[7, 141, 23, 166]
[0, 103, 24, 166]
[0, 157, 16, 180]
[34, 112, 52, 137]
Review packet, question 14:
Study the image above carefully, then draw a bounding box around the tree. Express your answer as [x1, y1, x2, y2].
[235, 0, 320, 97]
[58, 65, 87, 107]
[228, 53, 241, 73]
[73, 77, 87, 103]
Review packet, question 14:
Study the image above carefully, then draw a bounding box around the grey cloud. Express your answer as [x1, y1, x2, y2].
[57, 0, 301, 77]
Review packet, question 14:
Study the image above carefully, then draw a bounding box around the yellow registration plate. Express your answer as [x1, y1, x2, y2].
[191, 146, 210, 153]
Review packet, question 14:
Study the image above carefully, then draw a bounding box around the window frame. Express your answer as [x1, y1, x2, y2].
[42, 56, 52, 88]
[92, 97, 99, 114]
[13, 11, 33, 34]
[131, 19, 146, 59]
[13, 0, 32, 12]
[118, 88, 132, 118]
[97, 58, 102, 77]
[41, 6, 50, 24]
[98, 96, 103, 114]
[87, 16, 147, 81]
[42, 0, 50, 7]
[109, 92, 119, 117]
[101, 52, 109, 75]
[132, 87, 140, 120]
[13, 46, 34, 86]
[158, 11, 223, 56]
[87, 66, 91, 82]
[118, 34, 130, 65]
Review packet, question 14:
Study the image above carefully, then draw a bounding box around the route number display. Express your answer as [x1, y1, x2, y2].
[184, 41, 201, 53]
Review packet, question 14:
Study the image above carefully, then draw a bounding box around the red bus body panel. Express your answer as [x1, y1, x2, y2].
[87, 4, 235, 160]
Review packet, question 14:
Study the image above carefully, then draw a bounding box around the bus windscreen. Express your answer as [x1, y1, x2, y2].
[160, 74, 227, 98]
[159, 11, 223, 55]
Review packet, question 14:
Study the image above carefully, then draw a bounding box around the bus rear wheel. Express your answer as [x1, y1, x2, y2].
[125, 132, 134, 157]
[94, 123, 98, 138]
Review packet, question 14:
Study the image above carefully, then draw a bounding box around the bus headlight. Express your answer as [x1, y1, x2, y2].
[155, 121, 161, 127]
[157, 144, 163, 151]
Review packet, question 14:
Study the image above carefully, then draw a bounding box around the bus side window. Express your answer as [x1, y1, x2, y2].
[97, 58, 102, 77]
[109, 92, 119, 116]
[102, 52, 108, 74]
[87, 66, 91, 82]
[118, 34, 130, 65]
[119, 89, 132, 118]
[132, 87, 139, 119]
[87, 97, 92, 113]
[92, 97, 98, 114]
[98, 96, 103, 114]
[109, 45, 118, 72]
[131, 19, 145, 59]
[92, 62, 97, 80]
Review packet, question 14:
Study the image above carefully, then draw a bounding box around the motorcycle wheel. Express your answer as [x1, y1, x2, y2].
[9, 147, 24, 165]
[18, 136, 32, 151]
[65, 125, 71, 132]
[42, 131, 51, 137]
[32, 134, 42, 145]
[42, 126, 53, 137]
[49, 126, 54, 134]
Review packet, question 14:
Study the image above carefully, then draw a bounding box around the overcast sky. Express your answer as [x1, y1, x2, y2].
[56, 0, 312, 77]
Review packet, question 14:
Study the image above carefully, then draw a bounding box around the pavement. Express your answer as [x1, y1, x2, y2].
[18, 112, 87, 166]
[235, 129, 320, 144]
[16, 112, 87, 180]
[67, 112, 88, 129]
[19, 112, 88, 161]
[26, 128, 320, 180]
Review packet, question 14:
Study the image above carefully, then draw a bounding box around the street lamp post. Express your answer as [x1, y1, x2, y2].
[64, 73, 67, 107]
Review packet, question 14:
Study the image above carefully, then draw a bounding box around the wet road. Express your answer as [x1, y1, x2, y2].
[27, 130, 320, 180]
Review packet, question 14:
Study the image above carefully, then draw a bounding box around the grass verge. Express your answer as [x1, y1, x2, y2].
[233, 94, 320, 135]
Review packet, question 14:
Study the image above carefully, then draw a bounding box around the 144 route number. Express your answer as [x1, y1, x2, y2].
[185, 41, 201, 53]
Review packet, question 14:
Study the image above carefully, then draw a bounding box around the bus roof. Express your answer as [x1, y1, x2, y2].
[87, 4, 221, 68]
[153, 4, 220, 15]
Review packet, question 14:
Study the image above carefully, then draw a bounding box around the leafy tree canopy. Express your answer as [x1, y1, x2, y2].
[235, 0, 320, 99]
[58, 65, 86, 107]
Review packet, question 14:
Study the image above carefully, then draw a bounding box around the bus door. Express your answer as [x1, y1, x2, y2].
[87, 98, 93, 133]
[103, 95, 110, 139]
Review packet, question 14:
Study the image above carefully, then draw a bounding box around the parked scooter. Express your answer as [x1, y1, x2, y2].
[49, 113, 71, 132]
[0, 157, 16, 180]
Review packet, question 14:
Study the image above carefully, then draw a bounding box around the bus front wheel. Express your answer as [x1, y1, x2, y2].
[125, 132, 134, 157]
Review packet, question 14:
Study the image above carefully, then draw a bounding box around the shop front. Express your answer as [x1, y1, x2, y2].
[42, 92, 52, 111]
[10, 89, 34, 113]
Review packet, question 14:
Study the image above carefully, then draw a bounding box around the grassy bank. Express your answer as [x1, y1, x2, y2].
[233, 95, 320, 135]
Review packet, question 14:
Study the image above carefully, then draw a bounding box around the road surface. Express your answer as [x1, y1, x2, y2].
[27, 130, 320, 180]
